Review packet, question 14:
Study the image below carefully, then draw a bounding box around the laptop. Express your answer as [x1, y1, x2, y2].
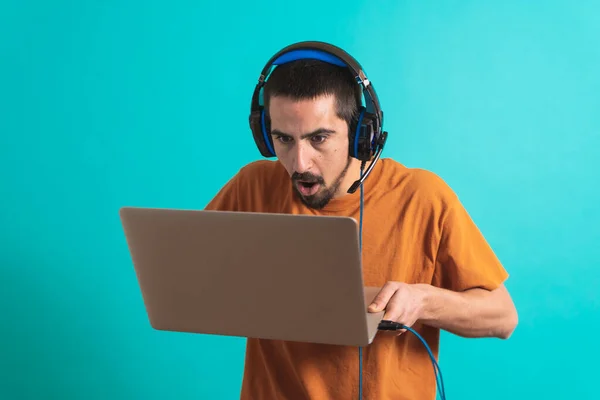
[119, 207, 385, 347]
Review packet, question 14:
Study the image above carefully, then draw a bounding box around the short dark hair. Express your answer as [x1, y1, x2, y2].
[263, 59, 362, 130]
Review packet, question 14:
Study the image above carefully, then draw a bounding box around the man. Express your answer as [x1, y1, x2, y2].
[205, 42, 518, 400]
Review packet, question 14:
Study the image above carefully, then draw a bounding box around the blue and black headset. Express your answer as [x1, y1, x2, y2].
[249, 41, 389, 193]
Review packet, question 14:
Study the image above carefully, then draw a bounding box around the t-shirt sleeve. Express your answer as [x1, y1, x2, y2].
[204, 174, 240, 212]
[432, 188, 509, 292]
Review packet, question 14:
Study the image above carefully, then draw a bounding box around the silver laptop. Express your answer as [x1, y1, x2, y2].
[119, 207, 384, 347]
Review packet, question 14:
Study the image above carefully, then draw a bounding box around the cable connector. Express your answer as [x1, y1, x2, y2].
[377, 320, 404, 331]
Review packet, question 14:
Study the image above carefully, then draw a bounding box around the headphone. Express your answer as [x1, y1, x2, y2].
[249, 41, 388, 193]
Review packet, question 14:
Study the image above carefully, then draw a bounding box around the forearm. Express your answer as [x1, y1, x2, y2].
[416, 284, 518, 339]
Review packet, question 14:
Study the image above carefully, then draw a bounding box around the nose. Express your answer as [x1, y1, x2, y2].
[291, 142, 313, 173]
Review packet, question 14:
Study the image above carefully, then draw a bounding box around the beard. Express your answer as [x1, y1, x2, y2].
[291, 157, 352, 210]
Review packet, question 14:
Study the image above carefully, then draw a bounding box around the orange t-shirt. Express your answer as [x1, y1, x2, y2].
[205, 158, 509, 400]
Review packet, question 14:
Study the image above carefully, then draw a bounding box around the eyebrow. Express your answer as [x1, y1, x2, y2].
[271, 128, 336, 140]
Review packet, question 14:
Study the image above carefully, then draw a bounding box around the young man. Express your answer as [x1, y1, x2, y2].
[205, 43, 518, 400]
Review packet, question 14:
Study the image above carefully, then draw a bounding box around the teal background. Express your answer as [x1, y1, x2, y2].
[1, 0, 598, 399]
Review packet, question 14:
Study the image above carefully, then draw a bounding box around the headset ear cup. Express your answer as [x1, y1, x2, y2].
[250, 108, 276, 157]
[349, 107, 365, 160]
[349, 107, 376, 161]
[356, 111, 377, 161]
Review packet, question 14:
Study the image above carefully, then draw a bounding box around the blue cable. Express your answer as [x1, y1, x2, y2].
[356, 164, 446, 400]
[400, 325, 446, 400]
[358, 165, 365, 400]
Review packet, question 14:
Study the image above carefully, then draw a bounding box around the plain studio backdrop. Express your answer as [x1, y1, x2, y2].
[1, 1, 598, 399]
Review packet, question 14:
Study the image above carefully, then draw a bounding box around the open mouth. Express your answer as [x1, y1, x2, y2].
[296, 181, 320, 196]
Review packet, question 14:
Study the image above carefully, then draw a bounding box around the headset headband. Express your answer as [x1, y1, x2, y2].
[250, 41, 383, 130]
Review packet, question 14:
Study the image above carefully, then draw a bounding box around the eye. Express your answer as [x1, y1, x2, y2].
[274, 135, 292, 144]
[311, 135, 327, 144]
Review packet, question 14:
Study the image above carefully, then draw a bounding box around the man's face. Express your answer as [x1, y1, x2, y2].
[268, 94, 359, 209]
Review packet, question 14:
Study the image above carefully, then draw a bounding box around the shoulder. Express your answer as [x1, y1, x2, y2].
[204, 160, 286, 212]
[237, 159, 285, 176]
[235, 159, 288, 187]
[227, 160, 291, 212]
[378, 158, 459, 207]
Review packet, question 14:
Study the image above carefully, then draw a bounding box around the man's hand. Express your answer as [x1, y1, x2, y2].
[368, 281, 429, 335]
[368, 281, 518, 339]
